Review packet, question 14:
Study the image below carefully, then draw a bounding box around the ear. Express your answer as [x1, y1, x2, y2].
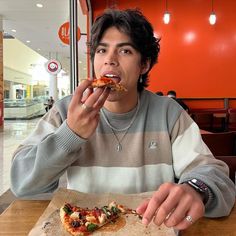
[141, 58, 151, 75]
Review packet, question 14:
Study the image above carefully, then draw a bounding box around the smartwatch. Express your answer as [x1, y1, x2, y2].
[185, 178, 210, 204]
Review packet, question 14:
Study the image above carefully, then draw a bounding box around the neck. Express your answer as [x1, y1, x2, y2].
[101, 95, 141, 133]
[104, 92, 139, 113]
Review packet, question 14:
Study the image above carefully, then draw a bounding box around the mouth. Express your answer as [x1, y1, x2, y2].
[102, 73, 121, 84]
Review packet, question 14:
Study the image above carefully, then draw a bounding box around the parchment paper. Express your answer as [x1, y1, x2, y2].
[28, 188, 177, 236]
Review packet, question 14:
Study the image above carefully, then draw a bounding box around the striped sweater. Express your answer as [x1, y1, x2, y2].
[10, 90, 235, 217]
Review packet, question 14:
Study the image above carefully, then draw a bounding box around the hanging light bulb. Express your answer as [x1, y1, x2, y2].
[163, 12, 170, 24]
[209, 12, 216, 25]
[163, 0, 170, 24]
[209, 0, 217, 25]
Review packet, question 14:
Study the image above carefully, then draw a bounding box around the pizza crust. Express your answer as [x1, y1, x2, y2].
[91, 77, 127, 92]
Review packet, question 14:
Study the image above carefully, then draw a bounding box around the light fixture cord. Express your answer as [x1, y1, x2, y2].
[211, 0, 214, 12]
[165, 0, 168, 11]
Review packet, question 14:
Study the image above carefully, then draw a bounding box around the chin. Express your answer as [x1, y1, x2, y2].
[106, 92, 121, 102]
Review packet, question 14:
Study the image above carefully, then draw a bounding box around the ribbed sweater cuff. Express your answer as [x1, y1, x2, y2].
[54, 120, 86, 152]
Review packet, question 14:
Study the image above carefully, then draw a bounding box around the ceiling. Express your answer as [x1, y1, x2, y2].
[0, 0, 88, 77]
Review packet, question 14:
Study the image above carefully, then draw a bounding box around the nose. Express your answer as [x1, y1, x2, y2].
[104, 51, 119, 66]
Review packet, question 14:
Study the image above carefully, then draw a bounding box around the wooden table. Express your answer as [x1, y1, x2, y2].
[0, 200, 50, 236]
[0, 199, 235, 236]
[181, 201, 236, 236]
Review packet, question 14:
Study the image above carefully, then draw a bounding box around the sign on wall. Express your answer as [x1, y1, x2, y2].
[58, 22, 81, 45]
[45, 59, 61, 75]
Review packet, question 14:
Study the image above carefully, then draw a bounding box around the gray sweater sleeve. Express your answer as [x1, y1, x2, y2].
[10, 119, 86, 197]
[179, 164, 236, 217]
[171, 110, 236, 217]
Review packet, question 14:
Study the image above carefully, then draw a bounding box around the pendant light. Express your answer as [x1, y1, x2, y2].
[209, 0, 216, 25]
[163, 0, 170, 24]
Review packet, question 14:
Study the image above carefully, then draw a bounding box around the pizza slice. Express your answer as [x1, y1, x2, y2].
[60, 201, 135, 236]
[91, 76, 127, 92]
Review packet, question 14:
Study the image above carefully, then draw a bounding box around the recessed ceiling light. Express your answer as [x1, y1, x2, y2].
[26, 40, 31, 43]
[11, 29, 16, 32]
[36, 3, 43, 8]
[79, 61, 82, 64]
[37, 48, 41, 51]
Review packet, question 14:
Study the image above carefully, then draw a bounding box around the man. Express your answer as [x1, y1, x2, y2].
[11, 9, 235, 231]
[167, 90, 189, 112]
[48, 96, 55, 110]
[156, 91, 164, 96]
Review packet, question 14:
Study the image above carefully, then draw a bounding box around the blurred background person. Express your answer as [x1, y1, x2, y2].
[156, 91, 164, 96]
[167, 90, 189, 112]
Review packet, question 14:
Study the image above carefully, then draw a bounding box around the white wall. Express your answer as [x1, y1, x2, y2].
[3, 38, 48, 85]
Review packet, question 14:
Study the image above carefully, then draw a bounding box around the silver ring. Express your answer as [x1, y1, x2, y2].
[185, 215, 193, 224]
[81, 103, 93, 112]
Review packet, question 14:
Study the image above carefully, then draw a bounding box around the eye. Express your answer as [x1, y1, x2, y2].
[120, 48, 132, 54]
[96, 48, 106, 54]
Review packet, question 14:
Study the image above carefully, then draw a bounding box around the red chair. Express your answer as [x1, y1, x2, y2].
[192, 113, 213, 132]
[228, 108, 236, 131]
[190, 108, 228, 132]
[215, 156, 236, 184]
[201, 131, 236, 156]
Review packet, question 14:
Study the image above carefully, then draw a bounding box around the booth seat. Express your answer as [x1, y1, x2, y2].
[201, 131, 236, 156]
[215, 156, 236, 184]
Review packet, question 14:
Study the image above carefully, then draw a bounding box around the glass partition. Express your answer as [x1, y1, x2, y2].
[2, 0, 88, 119]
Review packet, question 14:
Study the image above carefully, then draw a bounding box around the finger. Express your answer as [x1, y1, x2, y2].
[162, 194, 192, 227]
[80, 88, 106, 116]
[136, 199, 150, 215]
[154, 185, 187, 226]
[93, 87, 110, 109]
[81, 103, 93, 113]
[174, 213, 195, 230]
[81, 87, 93, 103]
[141, 189, 169, 226]
[77, 79, 92, 99]
[69, 80, 92, 109]
[172, 202, 204, 230]
[83, 87, 105, 108]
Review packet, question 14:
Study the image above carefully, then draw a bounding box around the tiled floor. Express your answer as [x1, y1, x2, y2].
[0, 118, 40, 196]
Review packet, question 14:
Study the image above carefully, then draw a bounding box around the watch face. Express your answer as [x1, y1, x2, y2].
[187, 179, 210, 204]
[188, 179, 208, 192]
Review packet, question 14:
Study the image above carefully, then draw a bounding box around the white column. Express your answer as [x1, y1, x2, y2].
[49, 74, 58, 100]
[9, 81, 15, 99]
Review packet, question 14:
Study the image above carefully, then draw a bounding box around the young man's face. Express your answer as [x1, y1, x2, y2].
[93, 26, 148, 102]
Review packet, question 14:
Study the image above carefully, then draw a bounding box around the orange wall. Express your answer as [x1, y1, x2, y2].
[91, 0, 236, 101]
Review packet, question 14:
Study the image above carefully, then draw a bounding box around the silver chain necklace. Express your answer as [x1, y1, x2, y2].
[101, 96, 140, 152]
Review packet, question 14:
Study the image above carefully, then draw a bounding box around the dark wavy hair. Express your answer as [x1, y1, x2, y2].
[89, 9, 160, 92]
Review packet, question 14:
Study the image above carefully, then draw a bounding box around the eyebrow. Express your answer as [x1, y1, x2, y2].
[97, 42, 136, 48]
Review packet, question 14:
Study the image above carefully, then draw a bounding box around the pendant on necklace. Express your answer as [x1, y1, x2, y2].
[117, 143, 122, 152]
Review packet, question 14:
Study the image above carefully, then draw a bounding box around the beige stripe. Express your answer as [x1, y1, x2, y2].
[72, 131, 173, 167]
[42, 106, 62, 128]
[171, 111, 193, 143]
